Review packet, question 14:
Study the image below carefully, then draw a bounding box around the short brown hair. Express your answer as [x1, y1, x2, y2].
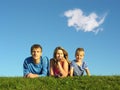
[31, 44, 42, 53]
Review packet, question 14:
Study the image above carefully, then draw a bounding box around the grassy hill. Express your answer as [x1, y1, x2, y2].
[0, 76, 120, 90]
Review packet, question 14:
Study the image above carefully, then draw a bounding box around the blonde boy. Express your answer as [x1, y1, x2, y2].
[70, 48, 90, 76]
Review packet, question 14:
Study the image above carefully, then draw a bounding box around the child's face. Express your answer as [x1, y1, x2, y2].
[75, 51, 84, 62]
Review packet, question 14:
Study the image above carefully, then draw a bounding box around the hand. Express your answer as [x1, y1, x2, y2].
[55, 60, 60, 65]
[26, 73, 39, 78]
[55, 74, 62, 78]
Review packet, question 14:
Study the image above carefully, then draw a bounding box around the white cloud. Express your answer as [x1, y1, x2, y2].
[64, 8, 107, 34]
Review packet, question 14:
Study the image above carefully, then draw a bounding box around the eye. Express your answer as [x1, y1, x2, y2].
[37, 51, 40, 53]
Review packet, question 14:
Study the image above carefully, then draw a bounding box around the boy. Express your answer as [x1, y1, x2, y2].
[23, 44, 49, 78]
[70, 48, 90, 76]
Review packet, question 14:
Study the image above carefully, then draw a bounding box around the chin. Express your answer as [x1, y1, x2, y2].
[33, 57, 39, 60]
[77, 59, 81, 62]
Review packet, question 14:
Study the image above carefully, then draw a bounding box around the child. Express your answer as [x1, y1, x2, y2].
[50, 46, 70, 78]
[70, 48, 90, 76]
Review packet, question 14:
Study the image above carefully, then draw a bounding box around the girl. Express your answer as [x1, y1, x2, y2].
[50, 46, 70, 78]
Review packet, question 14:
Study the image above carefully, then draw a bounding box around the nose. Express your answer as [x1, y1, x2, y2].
[33, 51, 37, 55]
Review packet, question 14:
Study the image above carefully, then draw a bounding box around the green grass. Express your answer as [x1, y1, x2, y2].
[0, 76, 120, 90]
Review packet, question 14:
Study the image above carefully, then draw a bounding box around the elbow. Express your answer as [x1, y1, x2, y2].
[61, 72, 68, 77]
[88, 73, 91, 76]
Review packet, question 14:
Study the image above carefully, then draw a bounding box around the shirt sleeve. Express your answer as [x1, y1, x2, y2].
[39, 56, 49, 77]
[23, 59, 30, 76]
[70, 60, 75, 69]
[83, 61, 88, 69]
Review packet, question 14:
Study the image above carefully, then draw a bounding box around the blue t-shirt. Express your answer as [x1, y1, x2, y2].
[23, 56, 49, 77]
[70, 60, 88, 76]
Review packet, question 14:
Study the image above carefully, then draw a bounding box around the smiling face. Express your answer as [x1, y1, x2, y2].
[31, 47, 42, 62]
[56, 49, 64, 61]
[75, 48, 85, 62]
[75, 51, 84, 62]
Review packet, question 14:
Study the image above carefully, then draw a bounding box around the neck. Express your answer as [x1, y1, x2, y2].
[76, 61, 82, 66]
[33, 58, 40, 64]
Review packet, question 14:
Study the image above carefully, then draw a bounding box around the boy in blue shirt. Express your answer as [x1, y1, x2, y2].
[23, 44, 49, 78]
[70, 48, 90, 76]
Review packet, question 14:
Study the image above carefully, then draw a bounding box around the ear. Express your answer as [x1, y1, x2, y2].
[40, 52, 42, 56]
[31, 52, 32, 55]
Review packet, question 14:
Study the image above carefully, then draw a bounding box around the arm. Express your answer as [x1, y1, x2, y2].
[26, 73, 39, 78]
[39, 56, 49, 77]
[70, 67, 74, 77]
[50, 59, 54, 76]
[23, 59, 39, 78]
[23, 60, 30, 77]
[57, 60, 68, 77]
[85, 68, 90, 76]
[83, 62, 90, 76]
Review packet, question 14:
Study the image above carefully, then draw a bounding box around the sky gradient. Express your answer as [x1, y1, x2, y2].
[0, 0, 120, 76]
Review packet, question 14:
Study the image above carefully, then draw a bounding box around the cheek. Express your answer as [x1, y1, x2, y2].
[31, 52, 35, 56]
[76, 56, 79, 59]
[38, 53, 42, 56]
[56, 55, 63, 59]
[56, 54, 58, 58]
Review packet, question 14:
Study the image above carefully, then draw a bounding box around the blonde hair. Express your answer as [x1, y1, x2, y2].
[75, 48, 84, 56]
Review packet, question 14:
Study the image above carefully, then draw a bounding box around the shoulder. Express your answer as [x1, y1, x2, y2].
[50, 58, 55, 62]
[41, 56, 49, 61]
[71, 60, 76, 64]
[24, 57, 32, 63]
[42, 56, 49, 60]
[82, 61, 88, 68]
[41, 56, 49, 63]
[70, 60, 76, 67]
[63, 59, 68, 65]
[50, 58, 54, 61]
[82, 61, 87, 65]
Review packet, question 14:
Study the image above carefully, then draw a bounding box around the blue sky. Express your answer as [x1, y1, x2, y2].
[0, 0, 120, 76]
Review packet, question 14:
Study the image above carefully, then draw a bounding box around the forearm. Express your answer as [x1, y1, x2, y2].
[26, 73, 39, 78]
[58, 62, 68, 77]
[86, 69, 90, 76]
[70, 68, 74, 76]
[39, 74, 47, 77]
[50, 68, 54, 76]
[39, 69, 48, 77]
